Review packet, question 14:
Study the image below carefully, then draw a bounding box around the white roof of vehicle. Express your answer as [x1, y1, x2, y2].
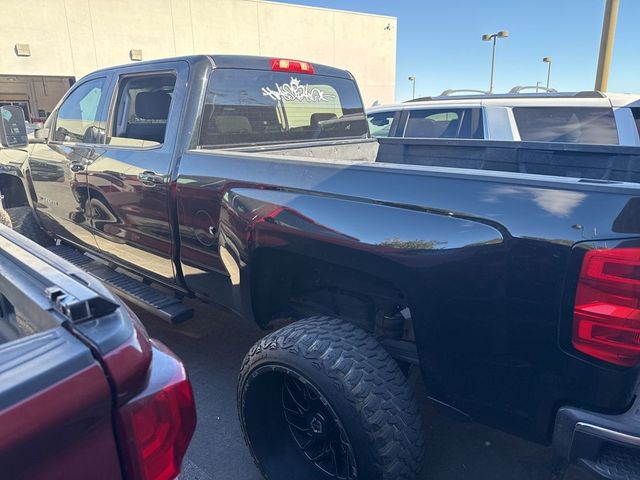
[368, 92, 640, 113]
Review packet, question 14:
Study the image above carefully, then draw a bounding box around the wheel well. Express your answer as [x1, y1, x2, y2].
[0, 174, 29, 209]
[250, 248, 415, 344]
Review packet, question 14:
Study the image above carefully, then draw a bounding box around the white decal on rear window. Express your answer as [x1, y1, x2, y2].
[261, 77, 334, 103]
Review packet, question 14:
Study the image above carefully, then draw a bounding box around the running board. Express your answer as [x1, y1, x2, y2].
[48, 244, 193, 324]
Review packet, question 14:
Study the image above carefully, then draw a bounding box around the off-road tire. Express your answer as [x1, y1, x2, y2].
[238, 316, 425, 480]
[0, 207, 53, 246]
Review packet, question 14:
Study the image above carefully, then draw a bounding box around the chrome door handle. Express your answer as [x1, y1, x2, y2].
[137, 171, 165, 185]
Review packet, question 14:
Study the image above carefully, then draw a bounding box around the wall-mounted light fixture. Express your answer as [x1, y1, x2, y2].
[14, 44, 31, 57]
[129, 49, 143, 61]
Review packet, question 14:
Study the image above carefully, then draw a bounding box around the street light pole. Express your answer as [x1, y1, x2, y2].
[408, 76, 416, 99]
[482, 31, 509, 93]
[490, 36, 497, 92]
[595, 0, 620, 91]
[543, 57, 552, 89]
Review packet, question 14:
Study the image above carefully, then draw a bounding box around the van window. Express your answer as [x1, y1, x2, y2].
[54, 78, 105, 143]
[367, 112, 396, 137]
[198, 69, 367, 147]
[631, 108, 640, 138]
[403, 108, 483, 139]
[109, 73, 176, 147]
[513, 107, 619, 144]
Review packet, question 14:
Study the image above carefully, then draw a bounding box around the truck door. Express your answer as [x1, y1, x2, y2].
[29, 76, 111, 250]
[86, 61, 188, 284]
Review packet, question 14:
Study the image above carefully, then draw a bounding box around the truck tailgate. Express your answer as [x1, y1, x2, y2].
[0, 226, 123, 480]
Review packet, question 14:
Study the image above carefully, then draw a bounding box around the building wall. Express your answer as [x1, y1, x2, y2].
[0, 76, 72, 121]
[0, 0, 397, 105]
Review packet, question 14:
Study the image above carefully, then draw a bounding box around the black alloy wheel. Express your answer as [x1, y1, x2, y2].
[282, 371, 356, 479]
[238, 316, 425, 480]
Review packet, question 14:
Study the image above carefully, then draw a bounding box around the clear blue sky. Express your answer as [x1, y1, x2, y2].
[278, 0, 639, 102]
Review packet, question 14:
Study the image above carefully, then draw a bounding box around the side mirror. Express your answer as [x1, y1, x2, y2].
[370, 117, 390, 127]
[32, 127, 50, 143]
[0, 106, 29, 149]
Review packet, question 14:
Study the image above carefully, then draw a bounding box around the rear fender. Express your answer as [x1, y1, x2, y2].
[219, 187, 505, 380]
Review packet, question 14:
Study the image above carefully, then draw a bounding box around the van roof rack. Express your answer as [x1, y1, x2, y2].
[440, 89, 491, 96]
[509, 85, 558, 94]
[405, 90, 607, 103]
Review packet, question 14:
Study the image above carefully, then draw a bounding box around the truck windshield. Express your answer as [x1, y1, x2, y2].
[198, 69, 367, 147]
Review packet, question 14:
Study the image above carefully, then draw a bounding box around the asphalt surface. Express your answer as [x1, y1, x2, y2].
[134, 299, 595, 480]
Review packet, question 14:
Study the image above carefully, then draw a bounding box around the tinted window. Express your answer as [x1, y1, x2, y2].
[403, 108, 483, 139]
[198, 69, 367, 147]
[631, 108, 640, 138]
[513, 107, 619, 144]
[54, 78, 105, 143]
[110, 73, 176, 147]
[367, 111, 396, 137]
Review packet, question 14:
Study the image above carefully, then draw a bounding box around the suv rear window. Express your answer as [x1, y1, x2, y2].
[198, 69, 367, 147]
[513, 107, 619, 144]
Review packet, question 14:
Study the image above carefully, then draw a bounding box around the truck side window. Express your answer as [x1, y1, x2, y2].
[403, 108, 482, 139]
[109, 73, 176, 147]
[53, 78, 106, 143]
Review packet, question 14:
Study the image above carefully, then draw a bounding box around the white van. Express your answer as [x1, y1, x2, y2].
[367, 91, 640, 145]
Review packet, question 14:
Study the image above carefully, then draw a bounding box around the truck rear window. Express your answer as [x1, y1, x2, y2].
[198, 69, 367, 147]
[513, 107, 619, 144]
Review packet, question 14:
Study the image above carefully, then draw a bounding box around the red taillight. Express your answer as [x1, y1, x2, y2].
[117, 344, 196, 480]
[572, 248, 640, 367]
[270, 58, 315, 74]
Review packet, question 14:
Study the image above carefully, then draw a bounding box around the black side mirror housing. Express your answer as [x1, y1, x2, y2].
[0, 106, 29, 149]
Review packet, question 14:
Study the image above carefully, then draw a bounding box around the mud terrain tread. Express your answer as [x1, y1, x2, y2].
[239, 316, 425, 480]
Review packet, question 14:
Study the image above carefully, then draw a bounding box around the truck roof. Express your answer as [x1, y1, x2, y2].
[86, 54, 354, 80]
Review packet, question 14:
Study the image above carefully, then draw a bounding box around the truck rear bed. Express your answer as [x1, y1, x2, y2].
[187, 137, 640, 444]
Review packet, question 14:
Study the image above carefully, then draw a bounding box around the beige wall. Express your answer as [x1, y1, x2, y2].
[0, 0, 396, 105]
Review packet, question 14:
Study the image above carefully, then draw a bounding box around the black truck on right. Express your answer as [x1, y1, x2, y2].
[0, 55, 639, 480]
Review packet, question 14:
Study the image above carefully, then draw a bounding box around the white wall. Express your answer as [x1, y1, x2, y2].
[0, 0, 397, 105]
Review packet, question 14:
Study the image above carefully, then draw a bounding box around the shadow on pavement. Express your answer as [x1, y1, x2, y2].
[134, 299, 593, 480]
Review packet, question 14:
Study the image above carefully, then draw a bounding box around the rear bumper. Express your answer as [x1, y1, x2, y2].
[553, 390, 640, 480]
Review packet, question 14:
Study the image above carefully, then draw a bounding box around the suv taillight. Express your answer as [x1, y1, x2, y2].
[116, 344, 196, 480]
[573, 248, 640, 367]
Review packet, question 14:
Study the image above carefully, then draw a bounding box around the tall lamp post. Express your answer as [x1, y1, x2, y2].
[408, 76, 416, 100]
[482, 30, 509, 93]
[595, 0, 619, 91]
[543, 57, 552, 89]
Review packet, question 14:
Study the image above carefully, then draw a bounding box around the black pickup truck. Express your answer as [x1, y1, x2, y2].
[0, 55, 639, 480]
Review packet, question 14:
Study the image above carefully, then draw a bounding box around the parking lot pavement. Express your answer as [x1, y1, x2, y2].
[134, 299, 594, 480]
